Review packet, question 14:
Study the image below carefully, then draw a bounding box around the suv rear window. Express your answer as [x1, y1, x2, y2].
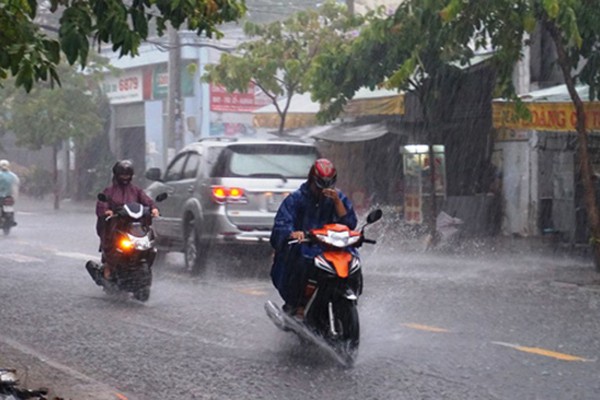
[211, 144, 318, 179]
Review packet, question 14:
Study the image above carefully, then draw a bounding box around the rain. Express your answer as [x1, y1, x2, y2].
[2, 1, 600, 399]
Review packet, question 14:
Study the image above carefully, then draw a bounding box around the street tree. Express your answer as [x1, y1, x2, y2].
[310, 0, 481, 239]
[441, 0, 600, 269]
[1, 62, 107, 209]
[203, 0, 369, 134]
[0, 0, 246, 92]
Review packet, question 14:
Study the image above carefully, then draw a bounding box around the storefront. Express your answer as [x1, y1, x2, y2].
[492, 85, 600, 242]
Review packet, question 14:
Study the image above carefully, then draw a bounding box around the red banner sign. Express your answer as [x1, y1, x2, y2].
[210, 84, 270, 113]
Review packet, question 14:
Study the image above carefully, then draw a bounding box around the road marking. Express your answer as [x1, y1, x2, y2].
[115, 394, 129, 400]
[492, 341, 592, 361]
[403, 323, 449, 333]
[55, 251, 99, 261]
[236, 287, 268, 296]
[0, 253, 44, 263]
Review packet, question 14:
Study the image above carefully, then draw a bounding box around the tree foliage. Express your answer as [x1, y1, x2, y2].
[0, 0, 247, 92]
[0, 58, 109, 208]
[311, 0, 509, 122]
[5, 63, 105, 150]
[203, 0, 369, 134]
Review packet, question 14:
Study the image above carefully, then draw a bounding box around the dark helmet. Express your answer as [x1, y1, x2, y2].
[112, 160, 134, 185]
[308, 158, 337, 189]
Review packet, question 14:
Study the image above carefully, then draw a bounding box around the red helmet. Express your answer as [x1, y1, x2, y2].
[309, 158, 337, 189]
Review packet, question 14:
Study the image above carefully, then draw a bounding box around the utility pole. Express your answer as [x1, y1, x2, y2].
[166, 24, 182, 166]
[346, 0, 354, 15]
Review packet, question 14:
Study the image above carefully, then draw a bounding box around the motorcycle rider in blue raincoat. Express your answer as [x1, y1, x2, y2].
[270, 158, 357, 318]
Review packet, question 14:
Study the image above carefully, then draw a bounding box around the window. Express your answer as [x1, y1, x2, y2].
[182, 153, 200, 180]
[213, 144, 318, 179]
[164, 153, 188, 182]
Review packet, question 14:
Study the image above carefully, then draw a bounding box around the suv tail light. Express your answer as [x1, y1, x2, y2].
[211, 186, 247, 204]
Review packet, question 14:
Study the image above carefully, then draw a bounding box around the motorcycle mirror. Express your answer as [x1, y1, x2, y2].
[366, 209, 383, 224]
[155, 192, 168, 202]
[97, 193, 109, 202]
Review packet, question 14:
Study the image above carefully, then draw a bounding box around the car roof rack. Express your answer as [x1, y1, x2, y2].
[197, 137, 239, 143]
[196, 136, 315, 144]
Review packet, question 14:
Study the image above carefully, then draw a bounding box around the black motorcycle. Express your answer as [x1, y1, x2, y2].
[86, 192, 166, 301]
[0, 195, 16, 235]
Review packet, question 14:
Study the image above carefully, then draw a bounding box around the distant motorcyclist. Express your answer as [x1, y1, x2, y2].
[96, 160, 159, 280]
[0, 160, 20, 228]
[0, 159, 20, 199]
[270, 158, 357, 318]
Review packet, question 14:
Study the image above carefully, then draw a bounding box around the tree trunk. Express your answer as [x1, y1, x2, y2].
[53, 144, 60, 210]
[546, 21, 600, 270]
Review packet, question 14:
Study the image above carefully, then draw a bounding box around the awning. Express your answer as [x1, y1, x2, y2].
[284, 121, 389, 143]
[252, 88, 404, 130]
[252, 92, 319, 129]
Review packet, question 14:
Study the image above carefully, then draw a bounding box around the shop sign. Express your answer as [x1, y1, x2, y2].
[151, 63, 195, 100]
[493, 101, 600, 132]
[102, 71, 143, 104]
[210, 83, 271, 113]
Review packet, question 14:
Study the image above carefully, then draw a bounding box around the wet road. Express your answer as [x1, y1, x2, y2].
[1, 198, 600, 399]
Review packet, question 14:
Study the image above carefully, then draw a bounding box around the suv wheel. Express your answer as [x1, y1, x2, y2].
[184, 217, 207, 275]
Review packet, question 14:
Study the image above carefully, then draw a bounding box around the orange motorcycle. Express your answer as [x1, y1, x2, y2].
[265, 209, 382, 366]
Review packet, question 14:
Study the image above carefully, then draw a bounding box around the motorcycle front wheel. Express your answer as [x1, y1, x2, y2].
[134, 286, 151, 302]
[2, 217, 11, 235]
[334, 301, 360, 366]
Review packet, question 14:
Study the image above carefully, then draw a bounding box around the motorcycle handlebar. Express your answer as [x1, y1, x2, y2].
[287, 234, 377, 246]
[105, 206, 153, 221]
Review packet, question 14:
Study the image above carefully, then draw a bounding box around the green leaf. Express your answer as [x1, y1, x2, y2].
[386, 56, 417, 89]
[543, 0, 560, 19]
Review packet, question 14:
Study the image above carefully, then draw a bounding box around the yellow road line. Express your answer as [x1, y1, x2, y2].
[403, 323, 449, 333]
[492, 341, 591, 362]
[236, 288, 268, 296]
[115, 393, 129, 400]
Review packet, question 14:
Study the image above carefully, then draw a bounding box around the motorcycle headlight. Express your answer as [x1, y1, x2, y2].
[119, 237, 134, 251]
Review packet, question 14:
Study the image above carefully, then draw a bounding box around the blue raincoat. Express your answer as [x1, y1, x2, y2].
[270, 182, 357, 301]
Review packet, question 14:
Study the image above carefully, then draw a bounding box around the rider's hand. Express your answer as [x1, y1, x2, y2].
[290, 231, 305, 241]
[151, 208, 160, 217]
[104, 210, 113, 217]
[321, 188, 340, 202]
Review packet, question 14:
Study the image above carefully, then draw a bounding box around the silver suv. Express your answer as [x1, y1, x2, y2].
[145, 137, 320, 274]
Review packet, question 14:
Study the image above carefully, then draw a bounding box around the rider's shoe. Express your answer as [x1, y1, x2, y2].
[283, 303, 304, 321]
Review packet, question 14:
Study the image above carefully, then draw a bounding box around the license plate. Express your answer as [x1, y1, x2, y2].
[266, 193, 288, 212]
[2, 206, 13, 213]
